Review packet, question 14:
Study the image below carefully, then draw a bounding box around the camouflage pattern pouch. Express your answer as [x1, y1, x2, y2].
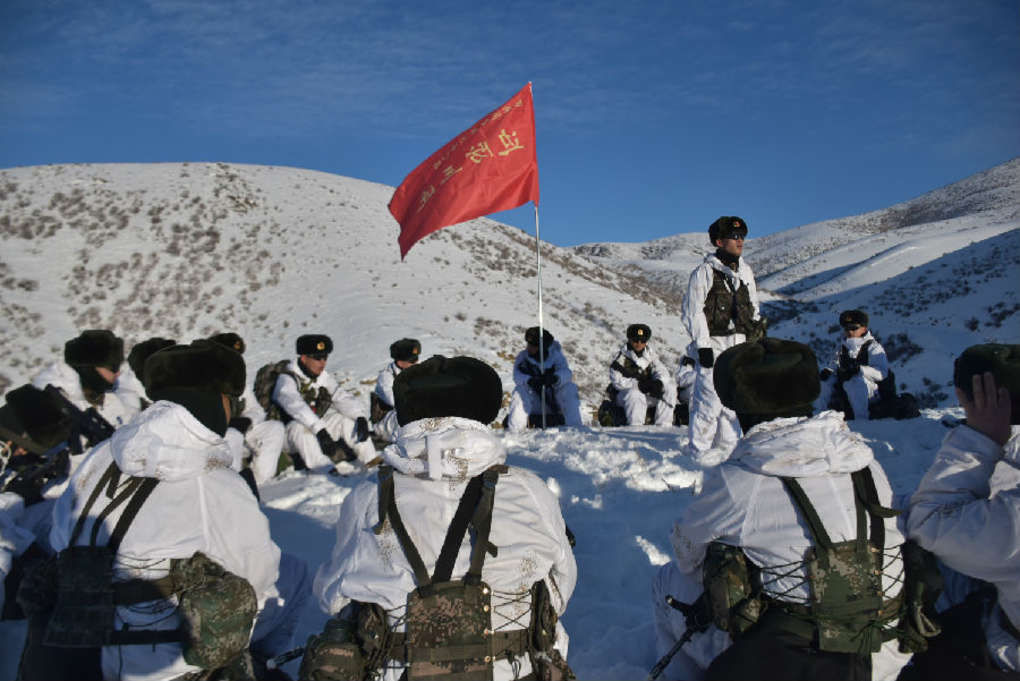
[805, 540, 885, 654]
[405, 580, 493, 681]
[703, 542, 764, 636]
[43, 545, 115, 647]
[175, 551, 258, 669]
[298, 613, 365, 681]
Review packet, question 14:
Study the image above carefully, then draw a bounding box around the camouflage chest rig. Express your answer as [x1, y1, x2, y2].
[254, 359, 333, 423]
[301, 465, 574, 681]
[703, 267, 759, 339]
[703, 468, 914, 655]
[17, 461, 257, 681]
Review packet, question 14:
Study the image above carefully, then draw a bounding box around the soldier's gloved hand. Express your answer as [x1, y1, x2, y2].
[648, 379, 665, 399]
[698, 348, 714, 368]
[820, 368, 833, 381]
[354, 417, 370, 443]
[527, 376, 543, 392]
[316, 429, 337, 459]
[229, 416, 253, 433]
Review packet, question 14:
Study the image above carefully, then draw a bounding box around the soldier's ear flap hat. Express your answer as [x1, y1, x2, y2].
[127, 337, 176, 377]
[3, 384, 73, 449]
[626, 324, 652, 343]
[708, 216, 748, 244]
[296, 334, 333, 356]
[64, 330, 124, 370]
[839, 310, 869, 329]
[143, 339, 246, 399]
[525, 327, 554, 347]
[390, 338, 422, 362]
[714, 338, 820, 418]
[208, 332, 246, 355]
[393, 355, 502, 427]
[954, 344, 1020, 424]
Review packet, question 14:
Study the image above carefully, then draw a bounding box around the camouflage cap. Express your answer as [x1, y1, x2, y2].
[954, 344, 1020, 424]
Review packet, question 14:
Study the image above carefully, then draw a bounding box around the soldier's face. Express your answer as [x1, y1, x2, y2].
[629, 339, 647, 353]
[221, 393, 232, 421]
[95, 366, 120, 385]
[716, 235, 745, 257]
[844, 325, 867, 339]
[300, 354, 327, 376]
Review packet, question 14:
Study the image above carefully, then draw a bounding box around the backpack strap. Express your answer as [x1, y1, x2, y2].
[781, 475, 869, 567]
[375, 466, 431, 588]
[464, 465, 506, 584]
[69, 460, 119, 546]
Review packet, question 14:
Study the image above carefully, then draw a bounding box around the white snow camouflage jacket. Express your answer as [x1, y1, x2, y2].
[49, 401, 281, 681]
[669, 410, 911, 680]
[313, 416, 577, 681]
[681, 253, 761, 353]
[908, 426, 1020, 671]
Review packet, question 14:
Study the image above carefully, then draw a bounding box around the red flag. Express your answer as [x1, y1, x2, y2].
[389, 83, 540, 259]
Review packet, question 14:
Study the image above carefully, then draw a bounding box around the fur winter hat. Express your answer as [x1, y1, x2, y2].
[714, 338, 820, 417]
[143, 339, 246, 399]
[954, 344, 1020, 424]
[390, 338, 421, 362]
[208, 332, 246, 354]
[3, 384, 73, 449]
[627, 324, 652, 343]
[64, 330, 124, 370]
[127, 337, 176, 377]
[393, 355, 502, 427]
[708, 216, 748, 244]
[296, 334, 333, 356]
[839, 310, 869, 329]
[525, 327, 554, 347]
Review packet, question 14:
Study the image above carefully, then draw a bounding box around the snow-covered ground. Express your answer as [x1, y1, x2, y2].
[1, 159, 1018, 678]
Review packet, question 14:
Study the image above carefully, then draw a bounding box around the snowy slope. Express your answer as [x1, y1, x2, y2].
[0, 162, 689, 416]
[1, 160, 1019, 680]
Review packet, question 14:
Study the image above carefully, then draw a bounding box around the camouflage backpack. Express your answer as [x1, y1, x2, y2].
[254, 360, 332, 423]
[702, 469, 913, 655]
[18, 461, 256, 679]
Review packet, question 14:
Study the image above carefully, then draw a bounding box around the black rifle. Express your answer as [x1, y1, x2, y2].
[647, 593, 712, 681]
[0, 423, 71, 504]
[43, 384, 116, 454]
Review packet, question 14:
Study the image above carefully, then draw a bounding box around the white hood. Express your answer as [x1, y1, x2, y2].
[730, 410, 874, 478]
[381, 416, 506, 480]
[109, 400, 233, 481]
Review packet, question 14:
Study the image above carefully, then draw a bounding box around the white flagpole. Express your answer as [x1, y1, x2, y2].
[533, 201, 547, 428]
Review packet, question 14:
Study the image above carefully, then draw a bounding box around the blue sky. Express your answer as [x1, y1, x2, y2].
[1, 0, 1017, 246]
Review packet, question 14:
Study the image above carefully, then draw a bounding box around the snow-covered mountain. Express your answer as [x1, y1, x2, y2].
[2, 160, 1019, 681]
[573, 158, 1020, 406]
[0, 162, 689, 414]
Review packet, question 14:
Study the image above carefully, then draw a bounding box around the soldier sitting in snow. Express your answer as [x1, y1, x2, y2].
[607, 324, 675, 426]
[270, 334, 375, 475]
[371, 338, 421, 444]
[653, 338, 917, 681]
[506, 326, 585, 431]
[904, 344, 1020, 679]
[817, 309, 893, 421]
[307, 355, 577, 681]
